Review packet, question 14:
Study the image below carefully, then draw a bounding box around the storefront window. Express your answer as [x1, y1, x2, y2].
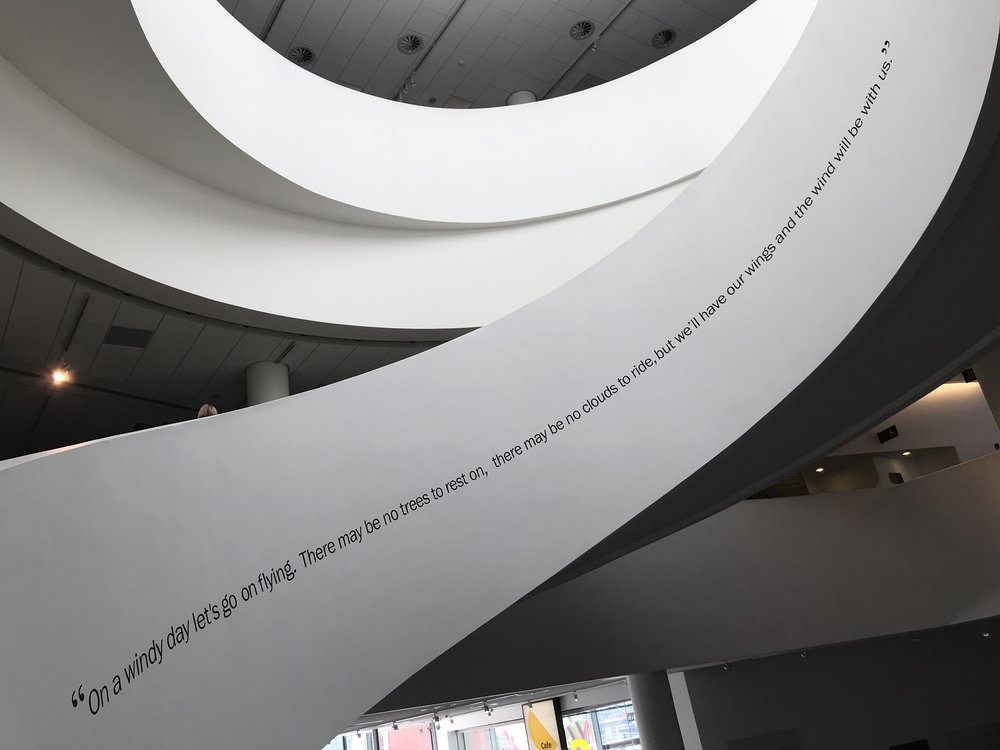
[457, 721, 529, 750]
[378, 724, 435, 750]
[562, 702, 640, 750]
[324, 729, 378, 750]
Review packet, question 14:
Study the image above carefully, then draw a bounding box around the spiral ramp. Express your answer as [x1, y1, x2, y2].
[1, 0, 999, 747]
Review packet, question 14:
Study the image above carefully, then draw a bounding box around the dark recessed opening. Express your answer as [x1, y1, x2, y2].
[570, 20, 596, 40]
[288, 46, 315, 66]
[651, 28, 677, 49]
[397, 34, 423, 54]
[103, 326, 155, 348]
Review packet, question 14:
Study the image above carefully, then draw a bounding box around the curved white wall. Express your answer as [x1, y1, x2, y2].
[0, 4, 995, 750]
[133, 0, 815, 223]
[0, 0, 814, 332]
[0, 58, 681, 331]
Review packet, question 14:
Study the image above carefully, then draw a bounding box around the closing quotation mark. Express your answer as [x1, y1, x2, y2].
[71, 684, 85, 708]
[882, 40, 890, 54]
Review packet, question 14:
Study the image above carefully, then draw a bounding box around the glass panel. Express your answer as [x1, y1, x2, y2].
[493, 721, 529, 750]
[594, 704, 640, 750]
[326, 730, 377, 750]
[459, 727, 494, 750]
[379, 724, 434, 750]
[563, 711, 599, 750]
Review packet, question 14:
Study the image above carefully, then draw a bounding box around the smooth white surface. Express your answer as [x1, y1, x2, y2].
[0, 50, 684, 330]
[132, 0, 816, 223]
[0, 3, 995, 749]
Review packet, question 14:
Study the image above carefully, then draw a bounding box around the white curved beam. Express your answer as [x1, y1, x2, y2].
[132, 0, 815, 223]
[0, 0, 814, 331]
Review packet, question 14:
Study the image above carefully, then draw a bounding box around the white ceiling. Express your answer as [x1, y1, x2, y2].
[220, 0, 754, 107]
[0, 240, 437, 459]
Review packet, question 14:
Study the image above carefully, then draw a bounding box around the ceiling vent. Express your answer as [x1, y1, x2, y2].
[651, 28, 677, 49]
[288, 46, 315, 66]
[569, 20, 596, 40]
[397, 33, 423, 54]
[103, 326, 154, 348]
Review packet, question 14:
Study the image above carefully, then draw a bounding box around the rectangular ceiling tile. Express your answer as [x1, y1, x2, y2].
[291, 342, 354, 390]
[324, 345, 392, 384]
[163, 326, 243, 397]
[0, 262, 74, 370]
[0, 250, 22, 347]
[52, 287, 120, 375]
[127, 315, 205, 392]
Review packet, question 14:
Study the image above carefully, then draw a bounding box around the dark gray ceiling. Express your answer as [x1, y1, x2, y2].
[220, 0, 754, 106]
[0, 238, 438, 460]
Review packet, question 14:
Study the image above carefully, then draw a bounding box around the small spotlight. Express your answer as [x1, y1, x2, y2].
[815, 467, 824, 473]
[723, 662, 731, 671]
[527, 700, 533, 708]
[984, 631, 991, 638]
[393, 723, 398, 731]
[902, 451, 911, 456]
[357, 731, 361, 738]
[52, 368, 70, 385]
[450, 717, 454, 724]
[573, 691, 579, 701]
[483, 701, 489, 713]
[800, 650, 808, 659]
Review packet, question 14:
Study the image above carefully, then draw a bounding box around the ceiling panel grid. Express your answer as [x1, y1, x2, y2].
[225, 0, 753, 108]
[0, 244, 439, 459]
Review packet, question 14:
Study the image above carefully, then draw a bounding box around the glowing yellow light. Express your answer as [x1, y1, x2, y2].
[815, 467, 824, 473]
[902, 451, 911, 456]
[52, 368, 69, 384]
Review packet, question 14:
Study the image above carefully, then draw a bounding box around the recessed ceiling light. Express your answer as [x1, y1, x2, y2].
[902, 451, 911, 456]
[815, 467, 824, 473]
[569, 20, 596, 40]
[288, 46, 315, 67]
[651, 28, 677, 49]
[52, 368, 70, 385]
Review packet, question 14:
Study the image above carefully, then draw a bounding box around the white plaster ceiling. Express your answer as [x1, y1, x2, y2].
[220, 0, 755, 107]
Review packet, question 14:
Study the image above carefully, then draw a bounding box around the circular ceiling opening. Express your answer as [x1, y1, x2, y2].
[569, 20, 596, 40]
[651, 29, 677, 49]
[397, 34, 424, 54]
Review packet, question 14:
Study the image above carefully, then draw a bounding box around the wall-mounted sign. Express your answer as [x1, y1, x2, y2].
[523, 701, 564, 750]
